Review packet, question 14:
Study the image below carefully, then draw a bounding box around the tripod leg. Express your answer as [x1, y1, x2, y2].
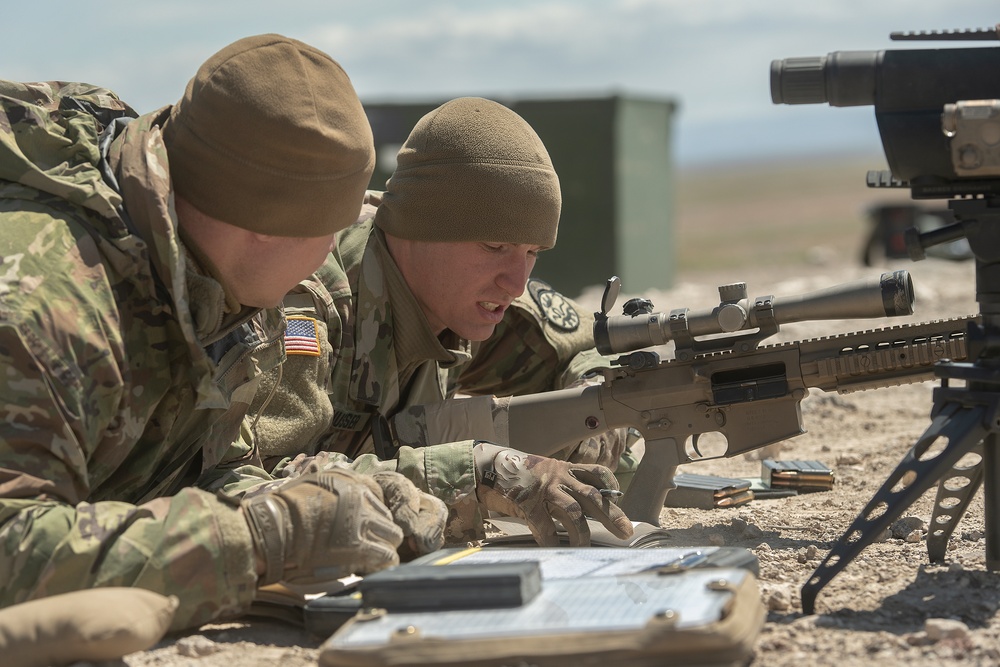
[800, 401, 988, 615]
[927, 442, 985, 562]
[985, 433, 1000, 569]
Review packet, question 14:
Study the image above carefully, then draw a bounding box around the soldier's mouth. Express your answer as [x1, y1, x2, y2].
[480, 302, 502, 312]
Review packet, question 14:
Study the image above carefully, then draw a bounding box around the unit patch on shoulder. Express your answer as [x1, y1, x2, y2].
[526, 278, 580, 332]
[284, 316, 322, 356]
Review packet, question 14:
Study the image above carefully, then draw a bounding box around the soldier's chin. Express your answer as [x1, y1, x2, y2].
[457, 322, 498, 342]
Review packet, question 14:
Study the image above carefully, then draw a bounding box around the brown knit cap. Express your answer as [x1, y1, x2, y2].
[373, 97, 560, 247]
[163, 34, 375, 237]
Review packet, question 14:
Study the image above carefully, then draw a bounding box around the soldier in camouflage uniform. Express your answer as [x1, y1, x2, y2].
[249, 97, 637, 548]
[0, 34, 442, 632]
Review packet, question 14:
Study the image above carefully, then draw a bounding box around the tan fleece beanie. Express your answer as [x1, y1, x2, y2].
[163, 34, 375, 237]
[373, 97, 561, 247]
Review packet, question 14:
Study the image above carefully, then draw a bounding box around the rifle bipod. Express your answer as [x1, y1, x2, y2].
[801, 197, 1000, 614]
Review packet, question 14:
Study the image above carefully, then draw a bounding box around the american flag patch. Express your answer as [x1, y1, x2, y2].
[284, 316, 322, 356]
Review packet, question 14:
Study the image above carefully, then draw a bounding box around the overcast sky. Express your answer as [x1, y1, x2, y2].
[4, 1, 996, 166]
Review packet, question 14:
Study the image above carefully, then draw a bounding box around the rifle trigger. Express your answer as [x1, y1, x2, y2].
[691, 433, 704, 458]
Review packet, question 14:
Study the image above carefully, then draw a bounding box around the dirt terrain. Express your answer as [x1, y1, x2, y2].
[114, 157, 1000, 666]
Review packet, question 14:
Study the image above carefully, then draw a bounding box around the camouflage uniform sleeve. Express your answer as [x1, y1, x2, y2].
[0, 324, 258, 632]
[266, 441, 484, 543]
[456, 278, 613, 396]
[0, 491, 257, 632]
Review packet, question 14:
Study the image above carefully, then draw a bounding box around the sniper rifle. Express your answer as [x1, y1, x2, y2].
[388, 271, 975, 524]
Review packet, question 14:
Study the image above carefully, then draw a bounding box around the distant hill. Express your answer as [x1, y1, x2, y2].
[674, 153, 914, 276]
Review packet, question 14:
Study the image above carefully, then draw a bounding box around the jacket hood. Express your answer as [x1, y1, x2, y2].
[0, 80, 137, 222]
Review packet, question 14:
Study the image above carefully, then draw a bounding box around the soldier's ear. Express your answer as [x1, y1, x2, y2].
[0, 587, 177, 666]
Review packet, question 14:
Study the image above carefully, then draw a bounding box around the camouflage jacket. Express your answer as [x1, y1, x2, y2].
[0, 81, 287, 631]
[249, 213, 610, 491]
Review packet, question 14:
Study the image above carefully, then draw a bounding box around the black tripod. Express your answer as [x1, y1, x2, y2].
[801, 195, 1000, 615]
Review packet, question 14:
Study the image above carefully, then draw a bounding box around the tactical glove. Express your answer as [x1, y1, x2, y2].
[241, 470, 403, 586]
[366, 470, 448, 558]
[473, 442, 634, 547]
[563, 426, 631, 470]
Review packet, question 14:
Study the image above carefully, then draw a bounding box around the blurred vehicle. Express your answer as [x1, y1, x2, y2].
[861, 203, 973, 266]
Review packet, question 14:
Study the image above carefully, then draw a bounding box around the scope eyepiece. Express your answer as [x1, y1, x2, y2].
[770, 51, 881, 107]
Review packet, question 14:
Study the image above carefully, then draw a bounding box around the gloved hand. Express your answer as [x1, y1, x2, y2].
[473, 442, 634, 547]
[366, 470, 448, 559]
[241, 469, 403, 586]
[563, 426, 630, 469]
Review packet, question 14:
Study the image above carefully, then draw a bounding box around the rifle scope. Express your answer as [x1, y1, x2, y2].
[594, 270, 913, 356]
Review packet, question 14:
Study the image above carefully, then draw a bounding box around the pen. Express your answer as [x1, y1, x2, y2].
[599, 488, 624, 498]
